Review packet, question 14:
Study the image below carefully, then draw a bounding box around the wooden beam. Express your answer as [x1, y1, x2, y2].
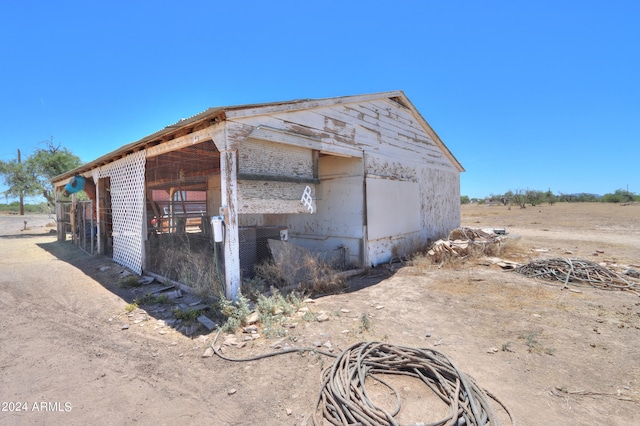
[146, 126, 220, 158]
[248, 125, 363, 158]
[236, 173, 319, 185]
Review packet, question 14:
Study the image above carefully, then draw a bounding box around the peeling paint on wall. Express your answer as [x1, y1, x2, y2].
[237, 180, 315, 214]
[240, 138, 313, 178]
[232, 97, 461, 268]
[420, 168, 460, 241]
[365, 155, 417, 181]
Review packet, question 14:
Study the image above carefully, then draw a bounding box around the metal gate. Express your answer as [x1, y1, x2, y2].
[60, 201, 72, 240]
[59, 199, 95, 255]
[75, 200, 95, 255]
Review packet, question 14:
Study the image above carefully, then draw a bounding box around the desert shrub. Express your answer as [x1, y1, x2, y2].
[253, 260, 287, 288]
[241, 276, 267, 300]
[298, 253, 346, 294]
[412, 248, 466, 270]
[172, 307, 202, 323]
[216, 292, 252, 333]
[260, 315, 287, 338]
[118, 275, 141, 288]
[0, 202, 50, 213]
[256, 288, 300, 317]
[358, 313, 372, 333]
[256, 290, 305, 337]
[214, 288, 307, 337]
[125, 302, 138, 312]
[175, 249, 223, 297]
[599, 189, 636, 203]
[135, 293, 171, 305]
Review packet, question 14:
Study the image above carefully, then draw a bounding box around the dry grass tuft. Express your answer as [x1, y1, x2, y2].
[495, 237, 530, 261]
[155, 244, 224, 297]
[253, 250, 346, 296]
[118, 275, 142, 288]
[175, 250, 224, 297]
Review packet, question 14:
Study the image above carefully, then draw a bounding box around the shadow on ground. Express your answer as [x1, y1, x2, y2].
[35, 236, 397, 338]
[36, 238, 217, 338]
[0, 229, 58, 240]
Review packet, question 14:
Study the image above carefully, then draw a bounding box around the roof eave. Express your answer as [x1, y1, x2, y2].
[51, 108, 226, 184]
[394, 91, 465, 173]
[51, 90, 464, 184]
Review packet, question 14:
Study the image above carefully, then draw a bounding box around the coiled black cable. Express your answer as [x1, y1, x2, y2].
[212, 331, 515, 425]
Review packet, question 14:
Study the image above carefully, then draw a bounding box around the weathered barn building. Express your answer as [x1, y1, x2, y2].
[52, 91, 464, 298]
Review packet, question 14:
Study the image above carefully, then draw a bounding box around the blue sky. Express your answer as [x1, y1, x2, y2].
[1, 0, 638, 200]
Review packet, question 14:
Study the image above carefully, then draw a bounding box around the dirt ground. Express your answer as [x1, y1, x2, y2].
[0, 203, 639, 425]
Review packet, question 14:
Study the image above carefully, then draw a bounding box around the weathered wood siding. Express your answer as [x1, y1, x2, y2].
[236, 138, 316, 214]
[420, 167, 461, 239]
[237, 180, 315, 214]
[230, 98, 456, 173]
[364, 148, 459, 265]
[230, 96, 460, 266]
[239, 138, 314, 179]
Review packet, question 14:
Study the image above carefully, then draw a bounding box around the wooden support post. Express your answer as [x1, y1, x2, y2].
[210, 127, 241, 301]
[70, 193, 77, 244]
[55, 189, 65, 241]
[94, 174, 101, 254]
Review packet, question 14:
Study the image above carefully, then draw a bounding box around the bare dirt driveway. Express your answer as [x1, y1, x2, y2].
[1, 203, 639, 425]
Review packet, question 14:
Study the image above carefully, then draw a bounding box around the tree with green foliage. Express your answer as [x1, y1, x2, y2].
[525, 189, 545, 206]
[503, 190, 514, 205]
[545, 189, 556, 205]
[0, 138, 82, 213]
[600, 189, 636, 203]
[460, 195, 470, 204]
[27, 138, 82, 204]
[0, 150, 31, 214]
[511, 189, 527, 208]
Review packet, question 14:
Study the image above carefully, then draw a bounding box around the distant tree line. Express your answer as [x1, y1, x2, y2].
[0, 201, 50, 213]
[461, 188, 639, 206]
